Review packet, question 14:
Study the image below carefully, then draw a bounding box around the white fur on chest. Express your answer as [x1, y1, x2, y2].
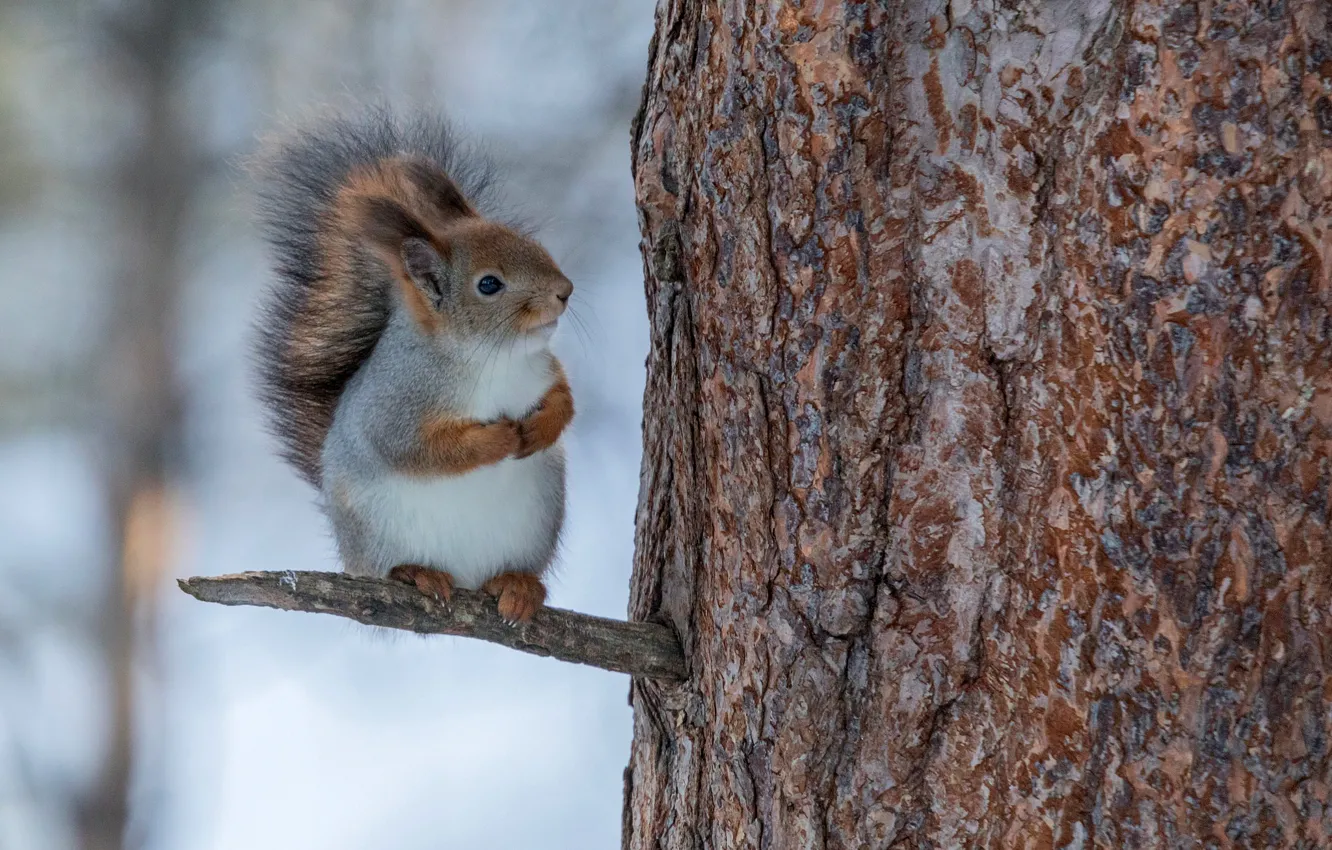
[459, 343, 553, 421]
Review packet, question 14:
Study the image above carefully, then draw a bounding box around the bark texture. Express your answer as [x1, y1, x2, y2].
[626, 0, 1331, 847]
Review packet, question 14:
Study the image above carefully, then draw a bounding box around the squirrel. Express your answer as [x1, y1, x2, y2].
[251, 109, 574, 623]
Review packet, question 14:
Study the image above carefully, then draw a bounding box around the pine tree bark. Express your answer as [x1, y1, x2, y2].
[625, 1, 1331, 847]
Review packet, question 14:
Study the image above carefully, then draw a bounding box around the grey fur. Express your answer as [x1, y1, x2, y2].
[320, 307, 565, 584]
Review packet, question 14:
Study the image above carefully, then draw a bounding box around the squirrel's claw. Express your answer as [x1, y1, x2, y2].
[514, 422, 540, 459]
[482, 572, 546, 623]
[389, 564, 455, 602]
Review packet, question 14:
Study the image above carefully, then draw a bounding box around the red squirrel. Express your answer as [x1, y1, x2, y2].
[251, 109, 574, 623]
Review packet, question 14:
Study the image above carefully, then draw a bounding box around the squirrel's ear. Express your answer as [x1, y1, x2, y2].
[403, 161, 475, 219]
[400, 237, 449, 307]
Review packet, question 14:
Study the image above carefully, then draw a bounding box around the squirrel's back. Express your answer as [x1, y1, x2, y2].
[251, 108, 497, 485]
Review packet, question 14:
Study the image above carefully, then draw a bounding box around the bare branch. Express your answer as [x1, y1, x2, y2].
[178, 571, 686, 681]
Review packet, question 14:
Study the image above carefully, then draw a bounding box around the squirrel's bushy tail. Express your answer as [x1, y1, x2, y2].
[251, 108, 495, 485]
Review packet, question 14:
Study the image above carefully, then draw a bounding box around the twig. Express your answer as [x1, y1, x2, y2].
[177, 571, 686, 680]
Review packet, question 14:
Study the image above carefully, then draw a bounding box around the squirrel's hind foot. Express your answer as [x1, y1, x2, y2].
[482, 572, 546, 624]
[389, 564, 455, 602]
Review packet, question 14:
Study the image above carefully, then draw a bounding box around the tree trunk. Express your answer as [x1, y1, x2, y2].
[625, 0, 1331, 847]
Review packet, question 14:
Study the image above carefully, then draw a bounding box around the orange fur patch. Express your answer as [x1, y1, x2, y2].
[482, 572, 546, 623]
[516, 375, 574, 458]
[411, 413, 520, 475]
[323, 157, 474, 333]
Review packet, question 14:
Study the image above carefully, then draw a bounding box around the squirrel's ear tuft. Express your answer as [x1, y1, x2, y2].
[403, 161, 475, 220]
[400, 237, 448, 306]
[352, 196, 450, 308]
[358, 197, 429, 249]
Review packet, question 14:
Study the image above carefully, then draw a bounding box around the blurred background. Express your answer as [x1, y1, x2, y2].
[0, 1, 654, 848]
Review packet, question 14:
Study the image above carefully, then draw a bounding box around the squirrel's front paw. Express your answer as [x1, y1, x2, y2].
[515, 406, 568, 458]
[482, 572, 546, 623]
[390, 564, 455, 602]
[514, 420, 545, 459]
[514, 380, 574, 459]
[474, 419, 523, 462]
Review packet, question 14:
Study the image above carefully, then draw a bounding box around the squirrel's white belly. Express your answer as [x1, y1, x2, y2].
[350, 449, 562, 588]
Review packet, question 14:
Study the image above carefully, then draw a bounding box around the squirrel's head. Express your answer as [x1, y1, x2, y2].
[339, 161, 572, 348]
[391, 219, 573, 346]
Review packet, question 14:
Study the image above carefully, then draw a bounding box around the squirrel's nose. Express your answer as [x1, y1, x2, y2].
[556, 292, 569, 304]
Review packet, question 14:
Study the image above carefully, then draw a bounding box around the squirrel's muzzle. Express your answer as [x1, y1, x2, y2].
[520, 276, 572, 333]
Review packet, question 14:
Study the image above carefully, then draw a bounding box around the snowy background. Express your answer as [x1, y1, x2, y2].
[0, 1, 656, 848]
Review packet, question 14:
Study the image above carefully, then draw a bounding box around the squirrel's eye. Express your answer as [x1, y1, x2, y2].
[476, 275, 505, 296]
